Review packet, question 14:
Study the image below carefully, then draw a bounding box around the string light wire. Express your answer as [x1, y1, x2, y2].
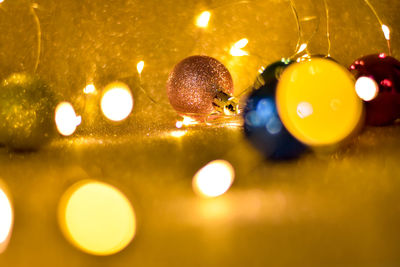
[29, 2, 41, 73]
[363, 0, 392, 55]
[323, 0, 331, 56]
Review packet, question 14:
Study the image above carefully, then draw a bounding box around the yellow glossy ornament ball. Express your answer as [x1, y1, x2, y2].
[276, 58, 363, 146]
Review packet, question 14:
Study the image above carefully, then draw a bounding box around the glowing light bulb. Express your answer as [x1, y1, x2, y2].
[382, 24, 390, 40]
[196, 11, 211, 28]
[55, 102, 81, 136]
[137, 61, 144, 75]
[296, 43, 308, 54]
[230, 38, 249, 57]
[0, 187, 13, 254]
[101, 82, 134, 122]
[58, 180, 136, 256]
[83, 84, 96, 94]
[193, 160, 235, 198]
[355, 76, 379, 101]
[176, 121, 183, 128]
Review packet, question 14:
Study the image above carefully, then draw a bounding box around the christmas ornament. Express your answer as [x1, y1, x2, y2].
[276, 58, 363, 147]
[0, 73, 57, 150]
[243, 59, 306, 159]
[166, 55, 238, 118]
[349, 53, 400, 126]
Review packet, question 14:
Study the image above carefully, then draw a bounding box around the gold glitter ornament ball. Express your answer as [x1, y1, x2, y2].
[166, 55, 234, 115]
[0, 73, 57, 150]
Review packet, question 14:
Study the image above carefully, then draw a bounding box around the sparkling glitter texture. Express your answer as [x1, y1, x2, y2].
[166, 55, 234, 115]
[0, 73, 57, 150]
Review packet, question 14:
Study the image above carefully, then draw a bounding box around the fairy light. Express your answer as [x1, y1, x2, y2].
[175, 121, 183, 128]
[382, 25, 390, 41]
[58, 180, 136, 256]
[175, 116, 198, 128]
[355, 76, 379, 101]
[196, 11, 211, 28]
[83, 83, 97, 94]
[363, 0, 391, 55]
[55, 102, 81, 136]
[101, 82, 134, 122]
[297, 43, 308, 54]
[193, 160, 235, 198]
[137, 61, 144, 75]
[230, 38, 249, 57]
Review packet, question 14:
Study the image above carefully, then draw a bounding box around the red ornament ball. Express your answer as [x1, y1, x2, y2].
[349, 53, 400, 126]
[166, 55, 234, 115]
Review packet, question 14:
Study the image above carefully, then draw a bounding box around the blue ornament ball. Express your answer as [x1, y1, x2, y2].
[243, 60, 307, 160]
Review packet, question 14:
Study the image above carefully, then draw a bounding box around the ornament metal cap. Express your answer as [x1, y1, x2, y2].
[212, 91, 239, 115]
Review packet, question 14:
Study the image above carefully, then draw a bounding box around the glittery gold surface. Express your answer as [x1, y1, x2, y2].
[166, 55, 234, 115]
[0, 0, 399, 266]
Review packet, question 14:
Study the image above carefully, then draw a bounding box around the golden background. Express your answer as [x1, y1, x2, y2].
[0, 0, 400, 266]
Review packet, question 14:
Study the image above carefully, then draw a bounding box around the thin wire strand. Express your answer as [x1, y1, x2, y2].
[363, 0, 391, 55]
[323, 0, 331, 56]
[288, 0, 320, 58]
[289, 0, 302, 55]
[29, 2, 41, 73]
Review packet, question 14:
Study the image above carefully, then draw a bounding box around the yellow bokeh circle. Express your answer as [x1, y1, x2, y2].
[58, 180, 136, 256]
[276, 58, 363, 146]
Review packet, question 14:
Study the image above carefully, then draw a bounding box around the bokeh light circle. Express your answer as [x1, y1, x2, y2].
[193, 160, 235, 198]
[58, 180, 136, 256]
[101, 82, 134, 121]
[55, 102, 81, 136]
[355, 76, 379, 101]
[0, 184, 13, 254]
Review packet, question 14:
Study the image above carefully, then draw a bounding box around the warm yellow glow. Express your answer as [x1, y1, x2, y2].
[175, 121, 183, 128]
[101, 82, 134, 121]
[382, 24, 390, 40]
[297, 43, 308, 54]
[58, 180, 136, 256]
[55, 102, 81, 136]
[170, 130, 187, 138]
[137, 61, 144, 75]
[196, 11, 211, 28]
[176, 116, 198, 128]
[277, 58, 363, 146]
[0, 187, 13, 253]
[0, 0, 4, 3]
[83, 84, 96, 94]
[230, 38, 249, 57]
[193, 160, 235, 198]
[355, 76, 379, 101]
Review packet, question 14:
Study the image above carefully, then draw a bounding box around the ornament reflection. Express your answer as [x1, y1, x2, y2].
[355, 77, 379, 101]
